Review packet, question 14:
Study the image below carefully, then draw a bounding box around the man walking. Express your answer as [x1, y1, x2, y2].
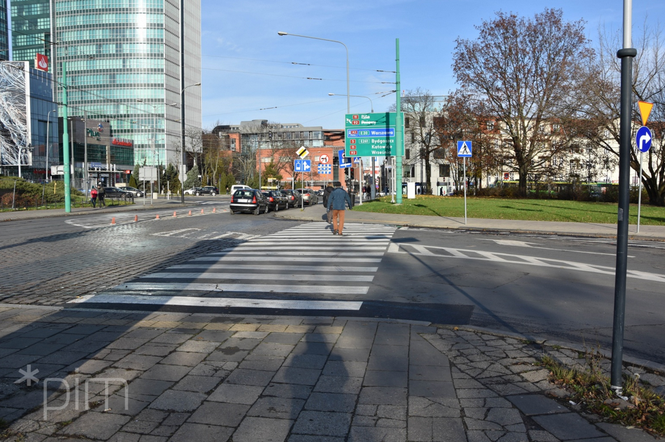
[326, 186, 352, 235]
[97, 183, 106, 207]
[322, 184, 334, 223]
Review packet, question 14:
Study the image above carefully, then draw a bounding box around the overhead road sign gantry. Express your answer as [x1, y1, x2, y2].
[345, 112, 403, 157]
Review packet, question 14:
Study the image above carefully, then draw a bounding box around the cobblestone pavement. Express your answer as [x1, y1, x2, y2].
[0, 305, 662, 441]
[0, 213, 287, 306]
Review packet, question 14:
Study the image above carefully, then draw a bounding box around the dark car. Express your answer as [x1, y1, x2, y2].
[297, 188, 319, 206]
[230, 189, 267, 215]
[262, 190, 289, 212]
[281, 189, 302, 208]
[103, 187, 133, 200]
[196, 186, 218, 196]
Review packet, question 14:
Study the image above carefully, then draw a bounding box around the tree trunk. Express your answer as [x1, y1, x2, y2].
[424, 156, 432, 194]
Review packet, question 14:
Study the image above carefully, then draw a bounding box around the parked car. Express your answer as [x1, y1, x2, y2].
[297, 188, 319, 206]
[196, 186, 218, 196]
[121, 186, 144, 197]
[281, 189, 302, 208]
[230, 184, 252, 194]
[230, 189, 268, 215]
[262, 190, 289, 212]
[102, 187, 133, 201]
[184, 187, 197, 195]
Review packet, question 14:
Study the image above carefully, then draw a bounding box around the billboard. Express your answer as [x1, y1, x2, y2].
[0, 62, 30, 167]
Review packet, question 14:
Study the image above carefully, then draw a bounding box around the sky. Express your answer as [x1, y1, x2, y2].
[199, 0, 663, 131]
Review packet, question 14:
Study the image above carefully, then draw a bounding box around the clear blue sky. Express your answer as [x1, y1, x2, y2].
[199, 0, 662, 131]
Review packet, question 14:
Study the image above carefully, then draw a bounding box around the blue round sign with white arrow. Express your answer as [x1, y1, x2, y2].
[636, 126, 652, 153]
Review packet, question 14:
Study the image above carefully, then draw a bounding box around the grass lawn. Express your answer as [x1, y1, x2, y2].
[352, 195, 665, 226]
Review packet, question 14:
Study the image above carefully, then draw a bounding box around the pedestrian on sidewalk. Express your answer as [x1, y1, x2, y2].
[326, 185, 352, 235]
[322, 184, 334, 223]
[97, 184, 106, 207]
[90, 187, 98, 208]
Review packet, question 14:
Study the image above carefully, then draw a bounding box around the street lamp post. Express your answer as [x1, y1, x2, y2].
[180, 82, 202, 203]
[45, 109, 57, 182]
[279, 31, 351, 190]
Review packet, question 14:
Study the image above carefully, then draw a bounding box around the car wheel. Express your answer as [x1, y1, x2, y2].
[263, 205, 268, 214]
[254, 205, 260, 215]
[275, 204, 279, 212]
[211, 192, 216, 196]
[229, 210, 235, 215]
[195, 192, 200, 196]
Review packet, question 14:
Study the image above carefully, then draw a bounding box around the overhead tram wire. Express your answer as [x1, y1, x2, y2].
[201, 53, 395, 73]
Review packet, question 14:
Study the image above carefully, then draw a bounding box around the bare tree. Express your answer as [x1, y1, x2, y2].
[453, 8, 593, 195]
[581, 21, 665, 205]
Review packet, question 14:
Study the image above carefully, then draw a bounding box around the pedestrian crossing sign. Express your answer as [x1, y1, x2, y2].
[457, 141, 472, 157]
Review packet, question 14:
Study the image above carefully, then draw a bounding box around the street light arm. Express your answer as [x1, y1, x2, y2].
[278, 32, 350, 112]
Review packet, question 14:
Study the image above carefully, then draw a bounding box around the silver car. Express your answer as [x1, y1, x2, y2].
[297, 188, 319, 206]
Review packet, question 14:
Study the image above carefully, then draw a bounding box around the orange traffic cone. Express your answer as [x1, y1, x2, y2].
[213, 207, 216, 213]
[111, 217, 116, 225]
[134, 215, 138, 222]
[188, 210, 192, 216]
[201, 209, 204, 214]
[156, 214, 160, 220]
[173, 211, 177, 217]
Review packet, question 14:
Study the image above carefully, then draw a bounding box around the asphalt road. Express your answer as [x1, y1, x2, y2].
[1, 205, 664, 364]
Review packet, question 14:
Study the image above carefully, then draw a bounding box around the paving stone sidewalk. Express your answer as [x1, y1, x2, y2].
[0, 305, 662, 442]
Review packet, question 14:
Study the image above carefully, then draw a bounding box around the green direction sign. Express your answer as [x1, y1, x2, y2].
[345, 112, 403, 157]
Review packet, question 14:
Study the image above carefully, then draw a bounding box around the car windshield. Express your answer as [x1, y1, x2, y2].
[234, 190, 255, 198]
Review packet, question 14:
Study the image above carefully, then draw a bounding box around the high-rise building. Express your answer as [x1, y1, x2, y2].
[54, 0, 201, 169]
[0, 0, 10, 61]
[9, 0, 53, 67]
[6, 0, 201, 171]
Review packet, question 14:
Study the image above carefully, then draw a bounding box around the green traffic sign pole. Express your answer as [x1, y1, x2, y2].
[395, 38, 403, 205]
[62, 61, 71, 213]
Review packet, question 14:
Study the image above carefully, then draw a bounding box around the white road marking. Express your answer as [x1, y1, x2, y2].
[111, 282, 370, 295]
[169, 264, 379, 272]
[70, 294, 363, 310]
[153, 228, 201, 237]
[491, 239, 630, 257]
[141, 272, 375, 282]
[389, 243, 665, 283]
[191, 256, 382, 263]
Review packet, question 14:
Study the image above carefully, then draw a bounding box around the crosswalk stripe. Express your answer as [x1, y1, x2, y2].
[169, 264, 379, 272]
[113, 282, 370, 295]
[140, 272, 375, 282]
[220, 246, 388, 251]
[191, 256, 382, 263]
[208, 251, 385, 257]
[71, 294, 363, 311]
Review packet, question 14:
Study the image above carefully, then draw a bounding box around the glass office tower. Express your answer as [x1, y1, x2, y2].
[53, 0, 201, 167]
[9, 0, 53, 67]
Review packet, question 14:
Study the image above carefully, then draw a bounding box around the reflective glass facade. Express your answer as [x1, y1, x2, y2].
[53, 0, 201, 167]
[10, 0, 53, 67]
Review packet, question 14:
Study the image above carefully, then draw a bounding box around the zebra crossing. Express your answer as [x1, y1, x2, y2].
[70, 222, 397, 313]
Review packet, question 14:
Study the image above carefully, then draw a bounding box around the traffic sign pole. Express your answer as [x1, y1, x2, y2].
[395, 38, 403, 205]
[638, 150, 643, 233]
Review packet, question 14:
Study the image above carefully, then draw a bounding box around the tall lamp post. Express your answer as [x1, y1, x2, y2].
[45, 108, 57, 182]
[278, 31, 351, 189]
[180, 82, 202, 203]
